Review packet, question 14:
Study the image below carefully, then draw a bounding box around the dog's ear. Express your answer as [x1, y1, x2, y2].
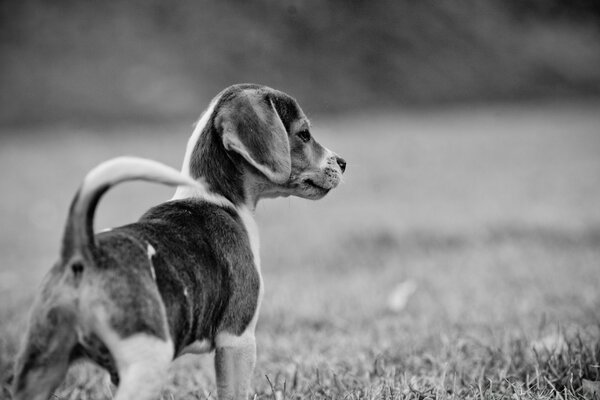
[217, 93, 291, 184]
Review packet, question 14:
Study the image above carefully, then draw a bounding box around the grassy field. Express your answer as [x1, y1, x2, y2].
[0, 101, 599, 399]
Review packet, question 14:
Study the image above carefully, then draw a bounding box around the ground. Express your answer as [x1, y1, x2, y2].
[0, 101, 599, 399]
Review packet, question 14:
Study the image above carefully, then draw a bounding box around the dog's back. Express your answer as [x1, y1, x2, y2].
[95, 199, 260, 357]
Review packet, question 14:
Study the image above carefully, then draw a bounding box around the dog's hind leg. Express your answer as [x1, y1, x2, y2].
[11, 305, 78, 400]
[215, 332, 257, 400]
[107, 333, 173, 400]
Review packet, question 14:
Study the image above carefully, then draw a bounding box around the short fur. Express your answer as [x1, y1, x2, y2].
[12, 84, 346, 400]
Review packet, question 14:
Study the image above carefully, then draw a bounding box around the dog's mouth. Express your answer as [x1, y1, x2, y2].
[298, 178, 332, 200]
[304, 179, 330, 192]
[289, 170, 341, 199]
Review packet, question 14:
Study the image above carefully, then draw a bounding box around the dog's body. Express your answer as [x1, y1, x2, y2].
[12, 84, 345, 400]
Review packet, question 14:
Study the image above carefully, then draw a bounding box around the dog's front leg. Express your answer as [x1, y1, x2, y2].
[214, 333, 256, 400]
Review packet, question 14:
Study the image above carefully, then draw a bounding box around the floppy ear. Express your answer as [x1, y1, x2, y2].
[217, 93, 291, 184]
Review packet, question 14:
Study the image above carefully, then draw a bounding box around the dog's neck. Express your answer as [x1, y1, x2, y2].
[191, 124, 248, 203]
[173, 114, 262, 210]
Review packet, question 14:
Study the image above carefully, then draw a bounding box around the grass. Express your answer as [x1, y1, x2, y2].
[1, 100, 599, 399]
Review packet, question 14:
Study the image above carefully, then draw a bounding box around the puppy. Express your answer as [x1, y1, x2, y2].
[12, 84, 346, 400]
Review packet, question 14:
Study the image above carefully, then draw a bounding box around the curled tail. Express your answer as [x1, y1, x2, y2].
[61, 156, 199, 261]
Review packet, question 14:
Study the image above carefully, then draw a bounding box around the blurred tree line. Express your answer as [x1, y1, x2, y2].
[1, 0, 599, 125]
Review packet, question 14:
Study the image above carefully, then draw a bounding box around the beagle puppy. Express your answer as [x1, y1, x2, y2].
[12, 84, 346, 400]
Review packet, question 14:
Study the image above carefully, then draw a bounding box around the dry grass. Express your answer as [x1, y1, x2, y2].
[1, 101, 599, 399]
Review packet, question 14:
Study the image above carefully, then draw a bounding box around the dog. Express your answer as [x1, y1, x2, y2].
[12, 84, 346, 400]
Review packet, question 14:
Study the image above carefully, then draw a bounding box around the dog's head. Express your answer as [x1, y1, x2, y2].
[184, 84, 346, 206]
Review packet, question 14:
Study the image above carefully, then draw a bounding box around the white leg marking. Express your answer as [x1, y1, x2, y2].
[87, 281, 172, 400]
[215, 340, 256, 400]
[215, 328, 256, 349]
[110, 334, 174, 400]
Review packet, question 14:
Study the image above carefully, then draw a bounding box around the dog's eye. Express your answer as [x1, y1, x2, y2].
[297, 129, 311, 143]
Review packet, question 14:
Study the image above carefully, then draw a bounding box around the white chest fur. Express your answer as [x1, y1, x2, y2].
[237, 206, 261, 271]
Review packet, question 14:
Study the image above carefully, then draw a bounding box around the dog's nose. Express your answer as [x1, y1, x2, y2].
[336, 156, 346, 173]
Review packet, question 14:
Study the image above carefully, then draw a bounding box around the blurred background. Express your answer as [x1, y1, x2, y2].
[1, 1, 600, 398]
[2, 0, 600, 124]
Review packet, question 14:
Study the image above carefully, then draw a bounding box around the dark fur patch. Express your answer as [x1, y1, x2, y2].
[96, 199, 260, 354]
